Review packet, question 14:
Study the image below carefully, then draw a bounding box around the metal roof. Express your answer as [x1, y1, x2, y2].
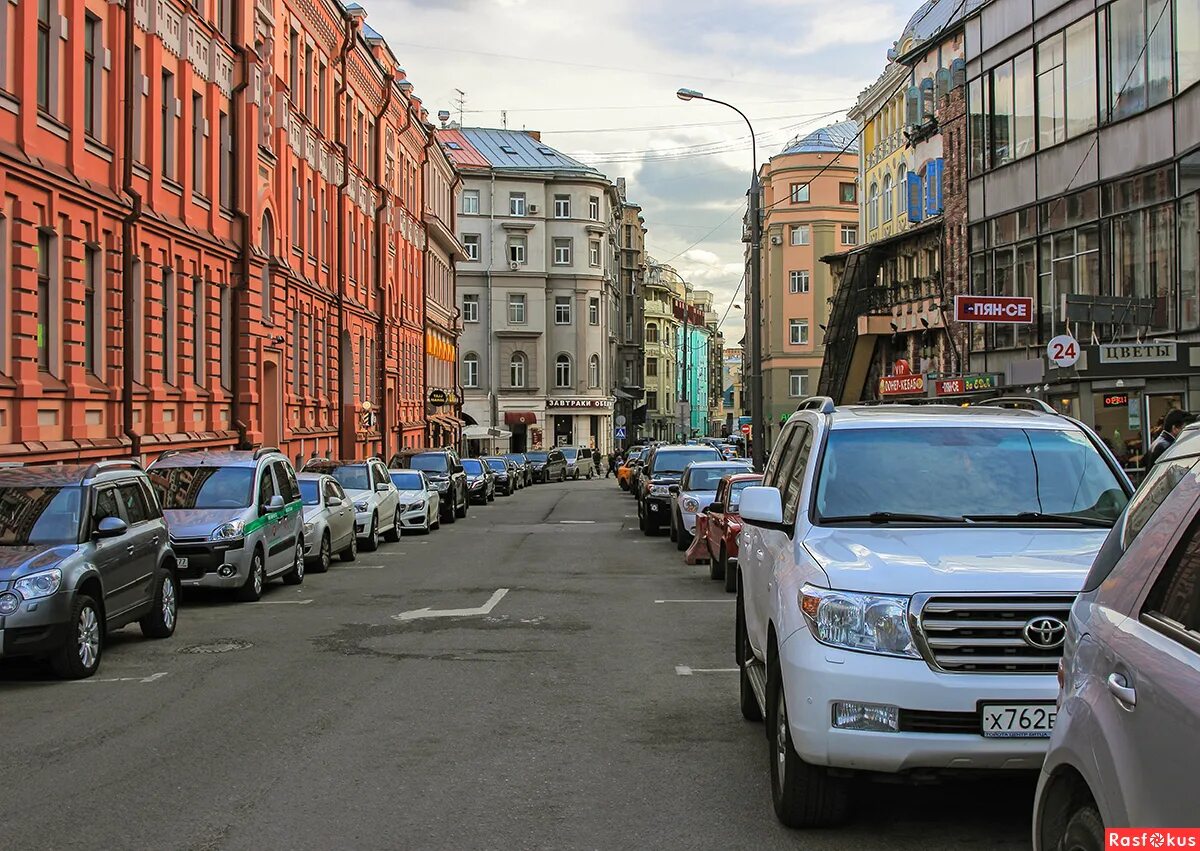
[149, 450, 267, 468]
[779, 120, 860, 156]
[892, 0, 989, 57]
[458, 128, 600, 174]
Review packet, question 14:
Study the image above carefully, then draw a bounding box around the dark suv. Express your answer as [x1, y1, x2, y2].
[391, 449, 468, 523]
[0, 460, 179, 678]
[637, 444, 722, 534]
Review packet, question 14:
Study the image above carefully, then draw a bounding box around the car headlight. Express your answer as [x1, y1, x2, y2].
[354, 500, 370, 512]
[434, 481, 450, 491]
[799, 585, 919, 658]
[14, 568, 63, 601]
[649, 484, 671, 497]
[681, 497, 700, 512]
[303, 521, 315, 534]
[210, 520, 245, 541]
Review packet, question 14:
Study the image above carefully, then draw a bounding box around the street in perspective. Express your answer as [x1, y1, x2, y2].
[3, 0, 1200, 848]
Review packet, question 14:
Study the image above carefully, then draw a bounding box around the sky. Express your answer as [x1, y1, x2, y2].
[359, 0, 915, 342]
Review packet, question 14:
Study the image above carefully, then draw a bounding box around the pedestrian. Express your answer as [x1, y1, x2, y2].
[1145, 408, 1190, 468]
[606, 451, 620, 478]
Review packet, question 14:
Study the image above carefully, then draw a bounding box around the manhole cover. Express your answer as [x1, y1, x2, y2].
[179, 639, 253, 654]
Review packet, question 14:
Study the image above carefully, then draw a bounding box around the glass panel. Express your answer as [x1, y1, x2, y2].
[1016, 240, 1038, 347]
[1180, 0, 1200, 90]
[992, 60, 1015, 166]
[1013, 50, 1036, 159]
[1109, 0, 1147, 119]
[1146, 0, 1173, 108]
[993, 247, 1016, 348]
[1181, 193, 1200, 330]
[1065, 16, 1099, 137]
[1038, 33, 1066, 148]
[968, 76, 987, 174]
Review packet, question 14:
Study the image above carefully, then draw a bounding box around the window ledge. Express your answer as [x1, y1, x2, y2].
[84, 136, 113, 161]
[132, 162, 151, 180]
[0, 89, 18, 115]
[36, 111, 70, 139]
[163, 178, 183, 196]
[193, 193, 212, 211]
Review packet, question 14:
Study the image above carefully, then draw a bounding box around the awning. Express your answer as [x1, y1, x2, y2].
[503, 411, 537, 426]
[463, 425, 512, 440]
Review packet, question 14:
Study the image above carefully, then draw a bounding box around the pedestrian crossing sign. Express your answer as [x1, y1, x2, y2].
[614, 426, 627, 438]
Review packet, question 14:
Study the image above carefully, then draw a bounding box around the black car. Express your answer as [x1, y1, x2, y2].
[390, 449, 468, 523]
[525, 449, 568, 483]
[483, 457, 517, 496]
[504, 453, 534, 487]
[461, 458, 496, 504]
[637, 444, 722, 535]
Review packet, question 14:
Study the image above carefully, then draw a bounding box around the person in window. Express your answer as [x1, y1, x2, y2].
[1145, 409, 1191, 468]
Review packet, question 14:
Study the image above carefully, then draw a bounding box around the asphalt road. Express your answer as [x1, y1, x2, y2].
[2, 478, 1034, 850]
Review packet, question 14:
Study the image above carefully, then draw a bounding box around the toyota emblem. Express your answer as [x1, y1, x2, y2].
[1022, 616, 1067, 650]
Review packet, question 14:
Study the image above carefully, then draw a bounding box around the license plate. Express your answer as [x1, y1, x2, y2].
[176, 557, 189, 571]
[980, 703, 1056, 738]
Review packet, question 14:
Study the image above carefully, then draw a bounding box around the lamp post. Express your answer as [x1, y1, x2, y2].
[676, 88, 764, 470]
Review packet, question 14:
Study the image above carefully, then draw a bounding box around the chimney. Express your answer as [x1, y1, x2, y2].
[525, 130, 541, 142]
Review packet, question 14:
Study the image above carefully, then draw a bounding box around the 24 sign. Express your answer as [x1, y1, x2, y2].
[1047, 334, 1080, 368]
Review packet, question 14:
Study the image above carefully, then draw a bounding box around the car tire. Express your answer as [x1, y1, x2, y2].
[282, 541, 305, 585]
[140, 571, 179, 638]
[768, 658, 850, 827]
[50, 593, 104, 679]
[312, 533, 331, 573]
[361, 514, 380, 552]
[340, 533, 358, 562]
[487, 489, 495, 502]
[709, 544, 725, 581]
[736, 588, 763, 722]
[384, 508, 402, 542]
[644, 512, 659, 536]
[235, 550, 266, 602]
[430, 511, 441, 531]
[444, 504, 457, 524]
[455, 495, 467, 518]
[1062, 805, 1104, 851]
[723, 546, 737, 594]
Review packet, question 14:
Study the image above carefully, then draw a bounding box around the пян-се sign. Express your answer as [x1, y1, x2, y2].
[955, 295, 1035, 324]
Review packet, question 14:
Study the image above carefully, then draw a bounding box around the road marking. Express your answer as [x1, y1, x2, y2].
[559, 520, 595, 524]
[654, 599, 736, 604]
[76, 671, 170, 684]
[393, 588, 509, 622]
[339, 565, 384, 570]
[253, 599, 315, 605]
[675, 666, 739, 676]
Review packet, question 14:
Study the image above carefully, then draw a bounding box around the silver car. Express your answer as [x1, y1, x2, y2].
[297, 473, 357, 571]
[304, 459, 401, 552]
[668, 460, 752, 551]
[388, 470, 441, 533]
[1033, 430, 1200, 848]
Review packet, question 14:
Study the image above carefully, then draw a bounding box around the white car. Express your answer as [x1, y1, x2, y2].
[732, 398, 1132, 827]
[388, 469, 441, 533]
[297, 472, 358, 570]
[669, 460, 752, 551]
[304, 458, 400, 552]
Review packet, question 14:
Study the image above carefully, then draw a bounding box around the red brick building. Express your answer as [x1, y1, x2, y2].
[0, 0, 455, 464]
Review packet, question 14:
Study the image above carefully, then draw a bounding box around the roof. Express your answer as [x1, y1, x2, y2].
[686, 460, 755, 469]
[779, 121, 860, 156]
[150, 450, 268, 468]
[446, 128, 600, 174]
[822, 404, 1080, 430]
[891, 0, 988, 59]
[436, 129, 491, 170]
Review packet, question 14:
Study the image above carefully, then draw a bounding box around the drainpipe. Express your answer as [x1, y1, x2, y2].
[334, 13, 355, 455]
[229, 1, 253, 450]
[419, 127, 434, 448]
[447, 171, 462, 449]
[487, 171, 497, 437]
[372, 71, 394, 461]
[120, 0, 143, 457]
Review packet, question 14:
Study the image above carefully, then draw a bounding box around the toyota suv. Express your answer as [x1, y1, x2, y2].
[148, 447, 305, 602]
[391, 449, 468, 523]
[732, 399, 1132, 827]
[0, 460, 179, 678]
[304, 458, 400, 552]
[637, 444, 722, 535]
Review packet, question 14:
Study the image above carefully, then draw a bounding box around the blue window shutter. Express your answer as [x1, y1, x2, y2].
[935, 158, 944, 214]
[907, 172, 923, 223]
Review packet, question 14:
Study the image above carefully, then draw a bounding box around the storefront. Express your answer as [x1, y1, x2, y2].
[503, 411, 539, 453]
[545, 398, 615, 454]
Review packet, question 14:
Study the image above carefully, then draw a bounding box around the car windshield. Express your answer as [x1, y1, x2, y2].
[298, 480, 321, 506]
[151, 466, 254, 510]
[684, 465, 751, 491]
[408, 454, 449, 473]
[728, 479, 758, 508]
[0, 485, 83, 545]
[526, 452, 549, 463]
[390, 472, 424, 490]
[485, 459, 507, 471]
[561, 448, 579, 460]
[462, 459, 485, 475]
[331, 466, 370, 492]
[653, 448, 722, 474]
[815, 427, 1129, 524]
[504, 454, 526, 464]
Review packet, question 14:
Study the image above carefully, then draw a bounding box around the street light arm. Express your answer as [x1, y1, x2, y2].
[691, 95, 757, 181]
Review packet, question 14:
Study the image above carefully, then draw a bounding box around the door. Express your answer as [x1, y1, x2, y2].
[757, 424, 813, 642]
[114, 481, 160, 616]
[271, 461, 301, 566]
[256, 465, 285, 575]
[741, 423, 798, 653]
[89, 485, 134, 618]
[707, 479, 729, 557]
[262, 361, 281, 449]
[324, 479, 354, 551]
[554, 415, 573, 447]
[371, 461, 397, 528]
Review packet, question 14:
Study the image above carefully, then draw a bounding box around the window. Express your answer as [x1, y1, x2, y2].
[462, 293, 479, 322]
[646, 358, 658, 377]
[509, 352, 526, 387]
[192, 92, 205, 194]
[554, 194, 571, 218]
[132, 46, 144, 162]
[162, 71, 176, 180]
[83, 14, 102, 138]
[789, 270, 810, 294]
[83, 246, 100, 375]
[1109, 0, 1173, 120]
[789, 224, 810, 246]
[317, 62, 327, 131]
[463, 234, 480, 261]
[219, 284, 232, 390]
[882, 174, 894, 221]
[509, 193, 526, 216]
[841, 225, 858, 246]
[219, 112, 232, 208]
[790, 183, 810, 204]
[193, 275, 205, 385]
[508, 293, 526, 324]
[37, 0, 52, 112]
[1181, 0, 1200, 91]
[789, 319, 809, 345]
[36, 231, 52, 371]
[303, 44, 313, 115]
[1038, 31, 1067, 149]
[118, 482, 151, 525]
[897, 164, 908, 218]
[555, 354, 572, 388]
[589, 239, 601, 267]
[789, 370, 809, 397]
[646, 391, 658, 410]
[589, 196, 600, 220]
[588, 354, 600, 388]
[289, 28, 299, 94]
[462, 353, 479, 387]
[508, 236, 526, 265]
[589, 296, 599, 325]
[553, 238, 572, 266]
[1142, 510, 1200, 642]
[462, 190, 480, 214]
[840, 182, 857, 204]
[163, 267, 177, 383]
[554, 295, 572, 324]
[869, 182, 879, 229]
[0, 213, 9, 370]
[645, 323, 659, 343]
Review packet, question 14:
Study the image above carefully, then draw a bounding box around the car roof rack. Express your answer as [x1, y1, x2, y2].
[253, 446, 282, 459]
[83, 459, 143, 479]
[156, 447, 209, 461]
[974, 396, 1059, 415]
[796, 396, 837, 414]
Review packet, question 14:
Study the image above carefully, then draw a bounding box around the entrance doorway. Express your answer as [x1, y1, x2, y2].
[510, 424, 528, 453]
[262, 361, 280, 448]
[554, 415, 573, 446]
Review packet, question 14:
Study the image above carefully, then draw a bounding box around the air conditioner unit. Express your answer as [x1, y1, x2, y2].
[509, 261, 520, 270]
[528, 204, 539, 214]
[770, 235, 783, 245]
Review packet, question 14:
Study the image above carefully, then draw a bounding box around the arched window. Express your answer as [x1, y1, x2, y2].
[509, 352, 526, 388]
[645, 322, 658, 343]
[920, 78, 935, 121]
[555, 354, 572, 388]
[882, 174, 894, 221]
[935, 68, 952, 102]
[897, 164, 908, 219]
[261, 211, 274, 321]
[905, 85, 921, 126]
[950, 59, 966, 90]
[588, 354, 600, 388]
[462, 352, 479, 388]
[868, 182, 879, 230]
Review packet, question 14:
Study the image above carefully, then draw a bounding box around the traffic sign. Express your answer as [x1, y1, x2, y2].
[740, 424, 752, 435]
[614, 426, 627, 439]
[1046, 334, 1080, 368]
[615, 414, 627, 426]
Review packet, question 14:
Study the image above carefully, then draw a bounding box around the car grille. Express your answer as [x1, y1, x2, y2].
[170, 535, 210, 544]
[915, 594, 1075, 674]
[897, 708, 980, 734]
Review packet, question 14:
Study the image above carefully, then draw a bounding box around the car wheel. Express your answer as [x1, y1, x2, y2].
[723, 546, 737, 593]
[431, 510, 441, 531]
[361, 514, 379, 552]
[140, 571, 179, 638]
[644, 510, 659, 536]
[235, 550, 266, 602]
[312, 533, 331, 573]
[444, 504, 457, 524]
[587, 469, 593, 480]
[677, 522, 692, 552]
[384, 508, 402, 542]
[1061, 805, 1104, 851]
[736, 588, 762, 722]
[709, 543, 725, 581]
[340, 533, 358, 562]
[282, 540, 305, 585]
[487, 489, 495, 502]
[768, 658, 850, 827]
[50, 594, 103, 679]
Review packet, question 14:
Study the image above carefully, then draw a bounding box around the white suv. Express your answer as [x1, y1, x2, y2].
[732, 398, 1132, 827]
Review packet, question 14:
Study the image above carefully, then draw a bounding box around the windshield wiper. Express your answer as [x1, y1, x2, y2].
[821, 511, 964, 524]
[962, 512, 1112, 527]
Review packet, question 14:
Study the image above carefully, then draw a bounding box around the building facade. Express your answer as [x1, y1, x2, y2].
[442, 127, 621, 455]
[423, 134, 464, 448]
[643, 259, 683, 440]
[676, 289, 713, 438]
[615, 178, 646, 449]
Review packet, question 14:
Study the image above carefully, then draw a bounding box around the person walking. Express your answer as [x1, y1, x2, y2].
[606, 451, 620, 478]
[1145, 408, 1190, 468]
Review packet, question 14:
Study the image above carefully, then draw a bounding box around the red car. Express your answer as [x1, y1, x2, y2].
[703, 472, 762, 593]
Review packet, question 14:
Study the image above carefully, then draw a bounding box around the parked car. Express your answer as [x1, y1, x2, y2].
[526, 449, 568, 483]
[149, 447, 306, 602]
[483, 457, 517, 496]
[628, 455, 649, 497]
[1033, 432, 1200, 849]
[669, 460, 753, 551]
[304, 458, 400, 552]
[618, 447, 645, 491]
[392, 449, 468, 523]
[387, 470, 441, 533]
[0, 460, 178, 679]
[297, 472, 358, 571]
[732, 400, 1132, 827]
[462, 458, 495, 504]
[703, 472, 762, 591]
[504, 453, 533, 488]
[562, 447, 595, 480]
[637, 444, 723, 535]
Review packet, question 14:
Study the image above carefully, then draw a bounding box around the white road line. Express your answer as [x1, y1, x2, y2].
[339, 565, 384, 570]
[675, 666, 739, 676]
[559, 520, 595, 524]
[253, 599, 315, 605]
[654, 599, 736, 604]
[76, 672, 170, 684]
[393, 588, 509, 622]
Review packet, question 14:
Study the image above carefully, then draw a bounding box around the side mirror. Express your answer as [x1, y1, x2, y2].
[707, 502, 725, 514]
[375, 482, 390, 493]
[668, 484, 680, 495]
[739, 486, 786, 529]
[94, 515, 129, 539]
[264, 494, 286, 514]
[326, 496, 343, 507]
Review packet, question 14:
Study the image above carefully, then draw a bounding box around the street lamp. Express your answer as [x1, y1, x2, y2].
[676, 87, 764, 471]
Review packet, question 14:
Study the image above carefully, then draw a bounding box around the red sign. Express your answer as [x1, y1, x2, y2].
[740, 424, 752, 435]
[935, 378, 965, 396]
[894, 359, 911, 376]
[879, 374, 926, 396]
[954, 295, 1035, 324]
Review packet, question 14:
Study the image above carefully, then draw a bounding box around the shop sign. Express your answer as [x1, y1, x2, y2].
[1102, 392, 1130, 408]
[546, 398, 614, 409]
[954, 295, 1035, 324]
[879, 374, 926, 396]
[934, 374, 997, 396]
[1097, 342, 1177, 364]
[428, 389, 448, 405]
